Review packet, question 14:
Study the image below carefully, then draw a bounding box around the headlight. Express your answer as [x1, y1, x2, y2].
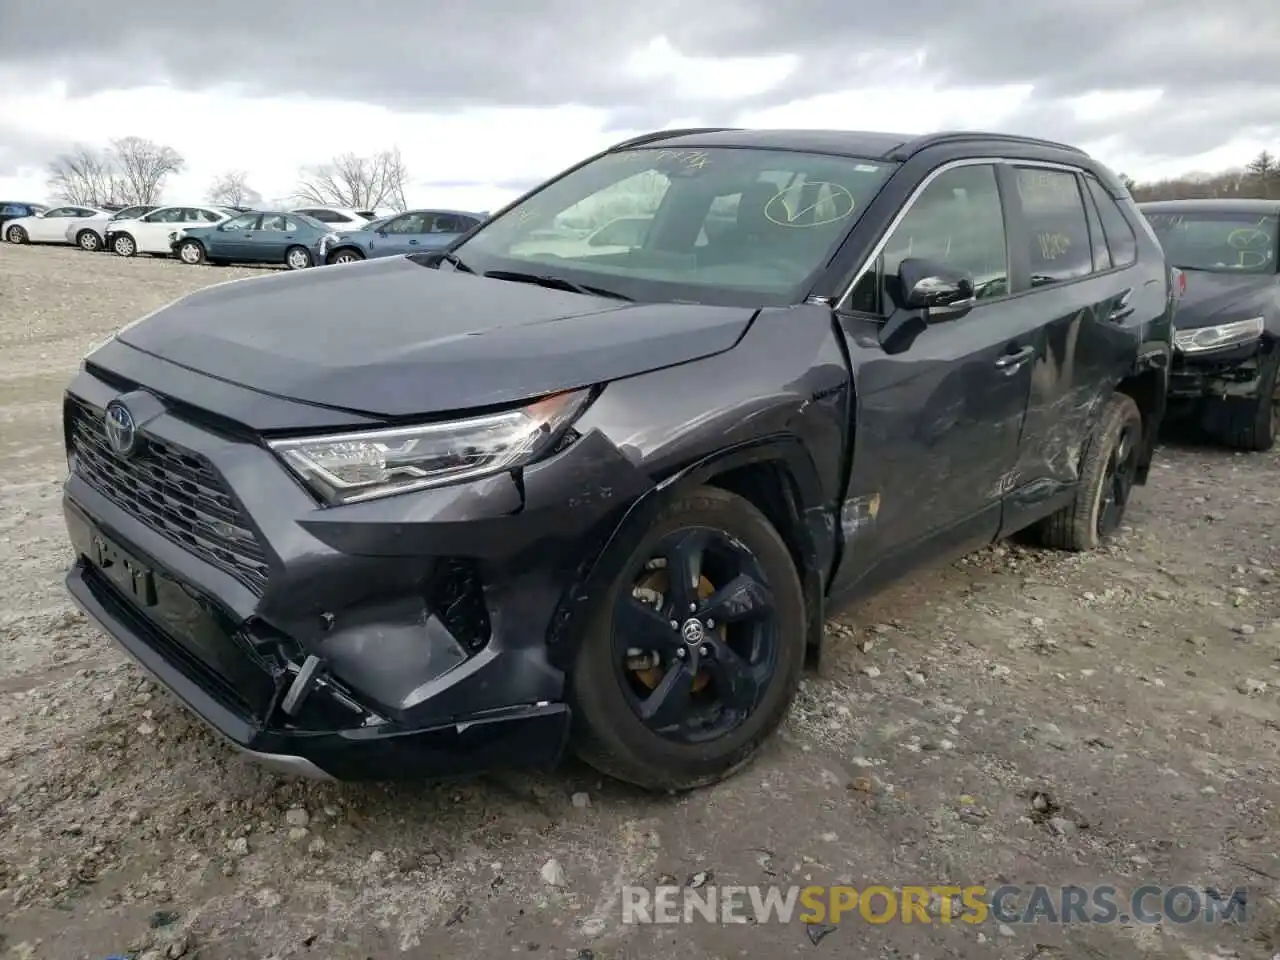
[1173, 316, 1265, 354]
[268, 389, 592, 505]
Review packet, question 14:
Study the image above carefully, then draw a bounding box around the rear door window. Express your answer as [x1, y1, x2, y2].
[1013, 167, 1093, 286]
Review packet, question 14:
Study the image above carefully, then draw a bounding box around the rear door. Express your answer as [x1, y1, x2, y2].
[998, 165, 1146, 535]
[831, 161, 1036, 592]
[252, 214, 299, 262]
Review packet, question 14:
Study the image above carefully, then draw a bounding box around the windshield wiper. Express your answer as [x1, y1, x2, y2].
[482, 269, 632, 301]
[439, 251, 474, 274]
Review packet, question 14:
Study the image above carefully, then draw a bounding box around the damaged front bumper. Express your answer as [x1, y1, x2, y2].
[60, 365, 652, 781]
[1168, 335, 1275, 402]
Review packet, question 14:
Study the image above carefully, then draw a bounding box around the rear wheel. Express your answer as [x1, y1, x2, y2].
[177, 239, 206, 265]
[1036, 392, 1143, 551]
[112, 233, 136, 257]
[5, 225, 27, 244]
[327, 247, 364, 265]
[1206, 352, 1278, 452]
[285, 245, 313, 270]
[76, 229, 101, 251]
[568, 485, 807, 791]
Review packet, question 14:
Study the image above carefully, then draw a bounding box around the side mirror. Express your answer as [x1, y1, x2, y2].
[898, 258, 976, 316]
[877, 259, 977, 354]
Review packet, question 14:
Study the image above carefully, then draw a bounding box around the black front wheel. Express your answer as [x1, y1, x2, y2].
[569, 485, 806, 791]
[327, 247, 365, 265]
[1205, 352, 1278, 452]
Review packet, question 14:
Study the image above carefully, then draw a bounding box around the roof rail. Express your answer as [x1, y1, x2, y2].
[892, 131, 1088, 161]
[608, 127, 742, 151]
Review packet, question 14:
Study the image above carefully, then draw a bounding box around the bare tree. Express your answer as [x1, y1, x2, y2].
[1246, 150, 1277, 199]
[294, 148, 410, 211]
[46, 145, 126, 206]
[207, 170, 262, 208]
[111, 136, 185, 205]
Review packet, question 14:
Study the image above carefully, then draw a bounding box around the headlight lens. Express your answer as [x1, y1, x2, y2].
[1173, 316, 1264, 354]
[269, 389, 591, 505]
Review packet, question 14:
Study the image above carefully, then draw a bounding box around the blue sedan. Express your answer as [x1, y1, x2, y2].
[320, 209, 486, 264]
[170, 211, 334, 269]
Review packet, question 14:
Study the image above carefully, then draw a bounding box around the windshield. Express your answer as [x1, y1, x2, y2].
[1144, 210, 1279, 274]
[452, 146, 896, 305]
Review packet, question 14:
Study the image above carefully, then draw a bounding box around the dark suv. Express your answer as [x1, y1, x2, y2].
[1139, 199, 1279, 450]
[61, 128, 1173, 791]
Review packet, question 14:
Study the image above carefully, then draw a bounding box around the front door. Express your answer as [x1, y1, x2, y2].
[831, 162, 1036, 594]
[375, 212, 429, 257]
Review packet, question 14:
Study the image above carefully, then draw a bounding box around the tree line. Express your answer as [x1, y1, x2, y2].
[43, 136, 412, 212]
[43, 137, 1280, 212]
[1122, 150, 1280, 202]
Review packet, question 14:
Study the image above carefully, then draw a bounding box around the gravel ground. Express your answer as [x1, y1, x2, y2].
[2, 243, 1279, 960]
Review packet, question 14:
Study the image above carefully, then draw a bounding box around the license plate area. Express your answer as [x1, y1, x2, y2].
[90, 530, 157, 607]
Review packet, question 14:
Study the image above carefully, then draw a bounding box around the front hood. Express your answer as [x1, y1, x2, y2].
[1174, 271, 1277, 329]
[113, 256, 757, 417]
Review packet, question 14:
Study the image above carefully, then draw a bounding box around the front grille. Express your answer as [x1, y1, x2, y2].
[68, 398, 270, 593]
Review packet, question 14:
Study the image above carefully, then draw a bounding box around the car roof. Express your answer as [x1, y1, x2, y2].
[610, 127, 1089, 163]
[1137, 198, 1280, 215]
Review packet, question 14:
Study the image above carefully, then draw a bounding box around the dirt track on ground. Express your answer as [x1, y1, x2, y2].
[1, 243, 1279, 960]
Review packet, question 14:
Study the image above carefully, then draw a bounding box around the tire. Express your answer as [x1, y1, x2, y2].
[285, 245, 313, 270]
[5, 225, 27, 244]
[1036, 392, 1143, 552]
[568, 485, 807, 792]
[76, 230, 101, 252]
[112, 233, 136, 257]
[327, 247, 365, 265]
[177, 239, 206, 265]
[1207, 352, 1278, 452]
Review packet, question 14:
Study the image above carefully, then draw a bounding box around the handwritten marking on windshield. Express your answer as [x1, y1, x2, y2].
[764, 182, 856, 227]
[608, 149, 710, 169]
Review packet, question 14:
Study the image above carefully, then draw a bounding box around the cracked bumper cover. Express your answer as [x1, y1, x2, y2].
[61, 368, 655, 781]
[1168, 336, 1274, 399]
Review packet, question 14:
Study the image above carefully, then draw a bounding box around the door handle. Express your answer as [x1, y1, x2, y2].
[408, 239, 419, 245]
[994, 345, 1035, 373]
[1108, 289, 1134, 322]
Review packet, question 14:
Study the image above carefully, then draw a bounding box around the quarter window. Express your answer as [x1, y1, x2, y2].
[1014, 167, 1093, 286]
[850, 163, 1009, 313]
[1084, 177, 1138, 267]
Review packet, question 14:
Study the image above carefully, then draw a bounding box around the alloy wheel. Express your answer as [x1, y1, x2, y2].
[612, 527, 780, 744]
[1096, 424, 1138, 538]
[79, 232, 100, 251]
[287, 248, 310, 269]
[113, 236, 135, 256]
[179, 242, 202, 264]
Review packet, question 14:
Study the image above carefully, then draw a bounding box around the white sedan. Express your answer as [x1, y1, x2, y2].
[3, 204, 105, 245]
[290, 206, 380, 231]
[104, 205, 231, 257]
[62, 205, 160, 252]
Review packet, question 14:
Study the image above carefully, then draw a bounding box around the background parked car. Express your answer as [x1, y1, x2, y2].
[320, 209, 484, 264]
[62, 205, 160, 252]
[1139, 198, 1280, 450]
[4, 205, 104, 245]
[171, 210, 334, 269]
[105, 205, 230, 257]
[1, 202, 48, 232]
[290, 206, 379, 232]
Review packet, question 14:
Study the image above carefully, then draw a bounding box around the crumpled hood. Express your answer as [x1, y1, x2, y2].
[113, 256, 758, 417]
[1174, 271, 1278, 330]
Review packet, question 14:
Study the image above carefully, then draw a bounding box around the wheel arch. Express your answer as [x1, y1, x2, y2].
[1113, 368, 1165, 485]
[545, 435, 831, 672]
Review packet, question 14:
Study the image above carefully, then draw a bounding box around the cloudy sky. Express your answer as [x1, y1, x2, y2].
[2, 0, 1278, 212]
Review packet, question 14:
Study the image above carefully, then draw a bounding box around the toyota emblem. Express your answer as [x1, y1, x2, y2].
[104, 399, 137, 457]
